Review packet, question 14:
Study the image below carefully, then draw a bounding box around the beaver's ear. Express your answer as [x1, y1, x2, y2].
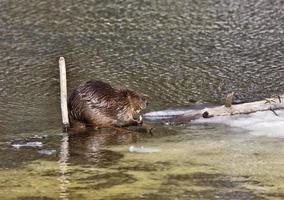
[119, 88, 130, 97]
[142, 94, 149, 98]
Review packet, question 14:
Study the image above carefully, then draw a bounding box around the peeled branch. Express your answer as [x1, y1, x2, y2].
[164, 93, 284, 125]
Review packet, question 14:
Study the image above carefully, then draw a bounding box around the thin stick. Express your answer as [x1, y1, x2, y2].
[59, 57, 69, 131]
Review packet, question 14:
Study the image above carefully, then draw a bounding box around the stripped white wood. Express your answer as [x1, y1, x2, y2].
[59, 57, 69, 129]
[163, 94, 284, 124]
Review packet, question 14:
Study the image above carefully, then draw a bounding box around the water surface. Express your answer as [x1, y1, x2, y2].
[0, 0, 284, 199]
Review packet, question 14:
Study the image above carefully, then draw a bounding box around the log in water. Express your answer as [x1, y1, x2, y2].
[161, 94, 284, 124]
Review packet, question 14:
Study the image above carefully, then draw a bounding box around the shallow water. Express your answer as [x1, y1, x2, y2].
[0, 0, 284, 199]
[0, 123, 284, 199]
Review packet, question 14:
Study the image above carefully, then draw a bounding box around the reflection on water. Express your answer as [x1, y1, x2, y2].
[58, 133, 70, 200]
[0, 124, 283, 199]
[0, 0, 284, 199]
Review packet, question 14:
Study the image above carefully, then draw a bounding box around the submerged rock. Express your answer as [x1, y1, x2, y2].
[38, 149, 56, 155]
[129, 146, 160, 153]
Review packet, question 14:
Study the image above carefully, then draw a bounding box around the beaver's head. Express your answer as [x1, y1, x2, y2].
[122, 89, 148, 114]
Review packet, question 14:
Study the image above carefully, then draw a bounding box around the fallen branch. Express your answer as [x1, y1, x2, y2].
[163, 94, 284, 124]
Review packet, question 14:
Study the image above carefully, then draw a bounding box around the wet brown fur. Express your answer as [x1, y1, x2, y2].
[68, 80, 147, 129]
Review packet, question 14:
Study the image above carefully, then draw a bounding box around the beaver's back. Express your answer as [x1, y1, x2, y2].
[68, 80, 131, 127]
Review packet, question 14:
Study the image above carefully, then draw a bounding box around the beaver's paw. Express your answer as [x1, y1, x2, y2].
[137, 115, 143, 126]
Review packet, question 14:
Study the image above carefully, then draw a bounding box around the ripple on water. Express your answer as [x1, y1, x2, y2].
[0, 0, 284, 199]
[0, 0, 284, 134]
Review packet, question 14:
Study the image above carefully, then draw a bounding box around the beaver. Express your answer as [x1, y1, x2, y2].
[68, 80, 147, 129]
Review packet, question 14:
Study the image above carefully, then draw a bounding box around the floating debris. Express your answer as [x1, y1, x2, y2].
[38, 149, 56, 155]
[11, 141, 43, 149]
[129, 145, 160, 153]
[29, 134, 48, 139]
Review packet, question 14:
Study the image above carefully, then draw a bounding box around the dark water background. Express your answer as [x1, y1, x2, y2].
[0, 1, 284, 199]
[0, 0, 283, 134]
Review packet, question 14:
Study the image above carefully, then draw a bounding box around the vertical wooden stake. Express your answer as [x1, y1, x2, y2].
[59, 57, 69, 131]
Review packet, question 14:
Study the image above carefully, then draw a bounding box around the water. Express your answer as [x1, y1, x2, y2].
[0, 0, 284, 199]
[1, 125, 284, 199]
